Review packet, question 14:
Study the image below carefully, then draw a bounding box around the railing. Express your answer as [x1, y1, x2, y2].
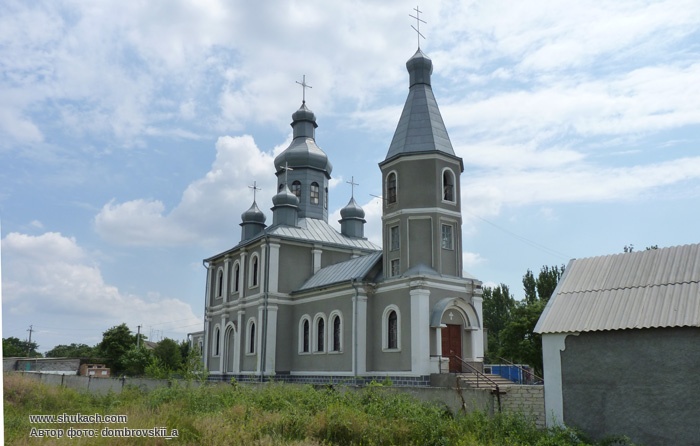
[491, 356, 544, 385]
[452, 355, 502, 412]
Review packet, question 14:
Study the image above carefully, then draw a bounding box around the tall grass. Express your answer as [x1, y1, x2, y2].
[4, 373, 610, 445]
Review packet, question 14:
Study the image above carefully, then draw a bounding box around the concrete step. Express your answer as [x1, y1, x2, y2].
[458, 373, 516, 389]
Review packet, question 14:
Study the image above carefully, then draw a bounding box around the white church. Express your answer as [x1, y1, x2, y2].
[190, 42, 485, 386]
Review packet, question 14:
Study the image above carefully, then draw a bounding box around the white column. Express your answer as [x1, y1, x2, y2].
[268, 242, 281, 294]
[264, 305, 278, 374]
[256, 306, 264, 373]
[471, 295, 484, 360]
[543, 333, 573, 428]
[355, 294, 367, 375]
[223, 257, 231, 303]
[218, 314, 227, 372]
[205, 265, 214, 305]
[203, 318, 210, 369]
[239, 252, 247, 299]
[312, 247, 323, 273]
[236, 311, 244, 373]
[410, 287, 431, 375]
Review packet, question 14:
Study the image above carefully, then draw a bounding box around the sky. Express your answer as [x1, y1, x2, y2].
[2, 0, 700, 354]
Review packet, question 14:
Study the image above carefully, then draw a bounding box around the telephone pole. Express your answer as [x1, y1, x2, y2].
[26, 325, 34, 356]
[137, 325, 141, 348]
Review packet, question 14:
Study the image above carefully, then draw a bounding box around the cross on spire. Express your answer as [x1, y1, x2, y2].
[248, 181, 261, 202]
[346, 176, 359, 199]
[281, 162, 294, 187]
[409, 5, 426, 49]
[296, 75, 313, 104]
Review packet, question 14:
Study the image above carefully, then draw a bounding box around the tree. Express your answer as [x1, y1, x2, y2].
[46, 343, 96, 358]
[482, 284, 515, 361]
[153, 338, 182, 371]
[98, 323, 136, 374]
[120, 347, 152, 376]
[3, 337, 40, 357]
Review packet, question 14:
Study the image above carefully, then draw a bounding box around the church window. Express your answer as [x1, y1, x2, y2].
[213, 325, 221, 356]
[329, 311, 342, 352]
[443, 169, 455, 202]
[390, 259, 400, 277]
[310, 182, 320, 204]
[232, 262, 240, 293]
[441, 224, 454, 250]
[390, 225, 399, 251]
[382, 305, 401, 351]
[291, 180, 302, 198]
[387, 172, 397, 204]
[324, 187, 328, 209]
[250, 254, 259, 288]
[279, 183, 285, 192]
[299, 316, 311, 353]
[314, 314, 326, 353]
[247, 319, 256, 355]
[216, 268, 224, 297]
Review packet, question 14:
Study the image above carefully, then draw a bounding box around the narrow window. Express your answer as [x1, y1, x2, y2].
[214, 327, 221, 356]
[388, 311, 398, 349]
[310, 182, 319, 205]
[317, 318, 325, 352]
[233, 264, 240, 292]
[390, 225, 399, 251]
[216, 269, 224, 297]
[303, 319, 310, 353]
[279, 183, 285, 192]
[324, 187, 328, 209]
[249, 322, 256, 354]
[332, 315, 341, 352]
[391, 259, 400, 277]
[387, 172, 397, 204]
[252, 256, 259, 287]
[441, 224, 453, 250]
[443, 170, 455, 202]
[291, 180, 302, 198]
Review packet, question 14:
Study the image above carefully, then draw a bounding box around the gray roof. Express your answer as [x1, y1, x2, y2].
[535, 243, 700, 334]
[267, 218, 379, 250]
[296, 252, 382, 292]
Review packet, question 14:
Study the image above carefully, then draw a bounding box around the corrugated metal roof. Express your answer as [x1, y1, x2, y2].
[535, 243, 700, 334]
[296, 252, 382, 292]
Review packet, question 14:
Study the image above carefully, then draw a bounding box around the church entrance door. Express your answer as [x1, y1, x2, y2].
[441, 324, 462, 372]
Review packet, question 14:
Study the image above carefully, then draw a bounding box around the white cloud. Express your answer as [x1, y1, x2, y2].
[1, 232, 201, 349]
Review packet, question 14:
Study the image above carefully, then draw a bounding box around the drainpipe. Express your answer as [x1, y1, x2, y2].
[260, 236, 271, 382]
[351, 278, 360, 382]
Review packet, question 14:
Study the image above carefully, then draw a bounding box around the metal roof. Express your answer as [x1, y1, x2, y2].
[296, 252, 382, 292]
[267, 218, 380, 251]
[535, 243, 700, 334]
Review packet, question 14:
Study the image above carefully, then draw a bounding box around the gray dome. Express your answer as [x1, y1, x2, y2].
[272, 185, 300, 207]
[407, 48, 433, 87]
[274, 103, 333, 175]
[340, 197, 365, 219]
[241, 201, 266, 224]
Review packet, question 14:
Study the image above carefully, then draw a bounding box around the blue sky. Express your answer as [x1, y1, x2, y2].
[2, 0, 700, 353]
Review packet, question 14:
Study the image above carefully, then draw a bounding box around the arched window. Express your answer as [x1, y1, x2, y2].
[386, 172, 397, 204]
[382, 305, 401, 351]
[213, 325, 221, 356]
[298, 315, 311, 354]
[247, 319, 256, 355]
[310, 182, 319, 205]
[249, 254, 259, 288]
[443, 169, 455, 202]
[232, 262, 240, 293]
[291, 180, 301, 198]
[279, 183, 285, 192]
[313, 314, 326, 353]
[216, 268, 224, 297]
[329, 311, 342, 352]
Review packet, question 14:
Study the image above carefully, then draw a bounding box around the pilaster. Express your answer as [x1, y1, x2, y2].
[410, 287, 431, 374]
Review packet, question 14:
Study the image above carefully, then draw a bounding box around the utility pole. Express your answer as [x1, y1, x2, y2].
[26, 325, 34, 356]
[137, 325, 141, 348]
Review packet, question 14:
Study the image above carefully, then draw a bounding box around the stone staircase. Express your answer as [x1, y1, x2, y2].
[457, 373, 516, 391]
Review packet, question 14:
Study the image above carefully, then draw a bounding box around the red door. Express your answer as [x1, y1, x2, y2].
[441, 324, 462, 372]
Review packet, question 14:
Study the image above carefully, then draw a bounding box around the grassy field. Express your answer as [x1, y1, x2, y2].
[4, 373, 625, 445]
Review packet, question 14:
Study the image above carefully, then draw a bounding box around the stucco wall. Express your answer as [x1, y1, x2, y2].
[560, 327, 700, 446]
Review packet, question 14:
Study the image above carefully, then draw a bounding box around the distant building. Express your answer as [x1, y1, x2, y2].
[535, 243, 700, 446]
[79, 363, 111, 378]
[197, 45, 484, 385]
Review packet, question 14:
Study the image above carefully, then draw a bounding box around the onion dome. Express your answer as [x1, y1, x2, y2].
[340, 197, 365, 220]
[241, 201, 266, 224]
[272, 185, 300, 207]
[407, 48, 433, 87]
[274, 103, 333, 176]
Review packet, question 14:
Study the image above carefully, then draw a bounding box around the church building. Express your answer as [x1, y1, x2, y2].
[194, 44, 484, 385]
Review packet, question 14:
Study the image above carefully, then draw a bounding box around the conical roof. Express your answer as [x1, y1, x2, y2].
[384, 49, 455, 162]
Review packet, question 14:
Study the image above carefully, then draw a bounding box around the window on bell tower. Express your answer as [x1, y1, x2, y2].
[310, 182, 319, 204]
[387, 172, 397, 204]
[443, 169, 455, 202]
[291, 180, 301, 198]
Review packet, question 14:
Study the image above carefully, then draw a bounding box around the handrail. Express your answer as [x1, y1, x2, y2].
[452, 355, 502, 412]
[492, 356, 544, 384]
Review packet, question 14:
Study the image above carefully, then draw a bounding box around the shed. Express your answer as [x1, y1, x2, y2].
[535, 243, 700, 446]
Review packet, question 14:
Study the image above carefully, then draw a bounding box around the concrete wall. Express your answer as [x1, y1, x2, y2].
[500, 385, 545, 429]
[560, 327, 700, 446]
[9, 358, 81, 373]
[12, 372, 202, 395]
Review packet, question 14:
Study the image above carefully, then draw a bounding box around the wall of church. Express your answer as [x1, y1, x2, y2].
[321, 249, 354, 269]
[367, 287, 412, 372]
[277, 244, 313, 292]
